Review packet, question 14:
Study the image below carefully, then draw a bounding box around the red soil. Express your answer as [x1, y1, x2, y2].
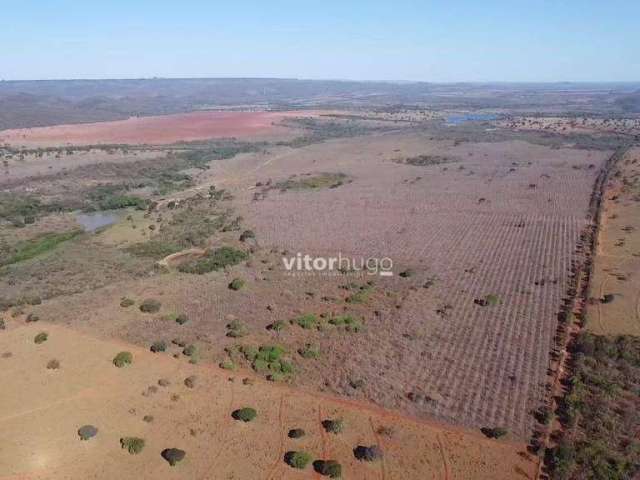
[0, 110, 318, 146]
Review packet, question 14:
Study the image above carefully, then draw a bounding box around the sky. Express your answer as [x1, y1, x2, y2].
[1, 0, 639, 82]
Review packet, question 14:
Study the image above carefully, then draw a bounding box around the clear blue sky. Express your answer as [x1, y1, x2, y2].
[2, 0, 638, 82]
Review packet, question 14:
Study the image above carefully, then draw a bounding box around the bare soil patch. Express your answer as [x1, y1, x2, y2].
[0, 110, 321, 147]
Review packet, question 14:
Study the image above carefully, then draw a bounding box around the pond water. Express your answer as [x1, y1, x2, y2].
[74, 211, 120, 232]
[446, 113, 499, 125]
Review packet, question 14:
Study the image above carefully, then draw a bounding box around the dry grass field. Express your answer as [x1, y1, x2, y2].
[0, 323, 537, 480]
[0, 107, 633, 479]
[587, 146, 640, 335]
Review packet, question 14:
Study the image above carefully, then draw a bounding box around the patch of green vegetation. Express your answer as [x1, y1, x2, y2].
[232, 407, 257, 422]
[228, 278, 245, 290]
[120, 297, 135, 308]
[293, 313, 319, 330]
[178, 246, 248, 274]
[328, 315, 363, 332]
[232, 344, 294, 379]
[120, 437, 145, 454]
[285, 451, 313, 469]
[398, 155, 454, 167]
[1, 230, 82, 266]
[84, 184, 148, 212]
[276, 173, 348, 191]
[139, 298, 161, 313]
[34, 332, 48, 344]
[113, 351, 133, 367]
[0, 192, 60, 225]
[219, 359, 236, 370]
[125, 240, 182, 260]
[322, 419, 344, 434]
[548, 333, 640, 480]
[345, 285, 373, 304]
[268, 320, 288, 332]
[298, 343, 321, 359]
[313, 459, 342, 478]
[226, 319, 249, 338]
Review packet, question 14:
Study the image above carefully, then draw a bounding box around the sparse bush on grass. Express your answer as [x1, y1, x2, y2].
[480, 427, 507, 439]
[120, 437, 145, 454]
[125, 240, 182, 259]
[232, 407, 257, 422]
[228, 278, 245, 290]
[139, 298, 161, 313]
[46, 359, 60, 369]
[288, 428, 306, 439]
[322, 419, 344, 434]
[120, 297, 135, 308]
[268, 320, 287, 332]
[293, 313, 318, 330]
[161, 448, 186, 466]
[226, 319, 249, 338]
[298, 343, 321, 359]
[34, 332, 48, 344]
[2, 230, 82, 266]
[313, 459, 342, 478]
[219, 359, 236, 370]
[150, 340, 167, 353]
[345, 285, 373, 304]
[178, 246, 248, 274]
[113, 351, 133, 367]
[276, 173, 348, 191]
[77, 425, 98, 440]
[284, 451, 312, 469]
[329, 315, 363, 332]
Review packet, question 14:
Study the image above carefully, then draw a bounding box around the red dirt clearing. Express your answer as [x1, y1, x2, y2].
[0, 110, 319, 146]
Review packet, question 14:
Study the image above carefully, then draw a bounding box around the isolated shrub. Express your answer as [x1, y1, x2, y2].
[322, 419, 344, 434]
[226, 320, 249, 338]
[485, 294, 500, 306]
[46, 359, 60, 369]
[120, 437, 145, 454]
[398, 269, 414, 278]
[294, 313, 318, 330]
[113, 351, 133, 367]
[239, 230, 255, 242]
[34, 332, 48, 344]
[232, 407, 257, 422]
[0, 319, 5, 330]
[353, 445, 383, 462]
[601, 294, 615, 304]
[182, 344, 198, 357]
[139, 298, 161, 313]
[285, 451, 312, 469]
[150, 340, 167, 353]
[26, 313, 39, 323]
[288, 428, 306, 439]
[184, 375, 197, 388]
[143, 415, 154, 423]
[161, 448, 186, 466]
[77, 425, 98, 440]
[120, 297, 135, 308]
[313, 460, 342, 478]
[480, 427, 507, 439]
[219, 359, 236, 370]
[298, 343, 321, 359]
[329, 315, 363, 332]
[267, 372, 286, 382]
[175, 313, 189, 325]
[178, 246, 248, 274]
[268, 320, 287, 332]
[228, 278, 245, 290]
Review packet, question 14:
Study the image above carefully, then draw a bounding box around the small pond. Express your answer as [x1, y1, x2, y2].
[74, 211, 120, 232]
[446, 113, 499, 125]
